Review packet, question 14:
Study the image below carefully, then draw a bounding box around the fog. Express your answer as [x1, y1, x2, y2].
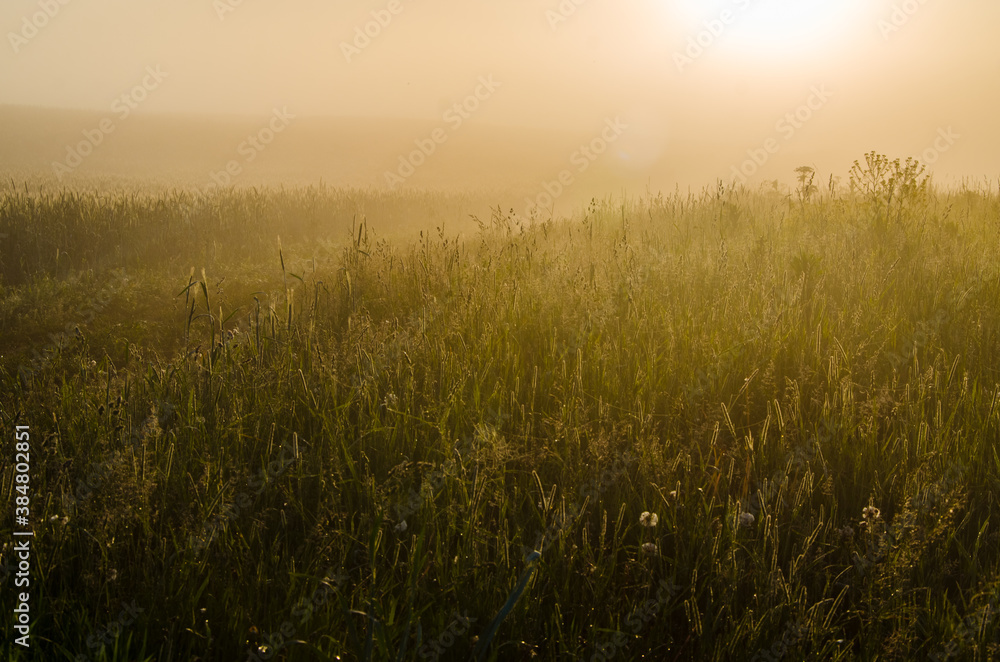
[2, 0, 998, 202]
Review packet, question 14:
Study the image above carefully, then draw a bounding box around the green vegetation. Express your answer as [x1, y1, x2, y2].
[1, 160, 999, 660]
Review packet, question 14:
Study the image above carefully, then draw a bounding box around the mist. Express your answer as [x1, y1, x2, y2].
[2, 0, 998, 200]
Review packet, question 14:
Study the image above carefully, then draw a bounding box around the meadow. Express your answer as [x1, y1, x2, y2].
[1, 154, 999, 661]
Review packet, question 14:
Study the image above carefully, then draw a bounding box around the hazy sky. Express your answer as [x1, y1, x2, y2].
[2, 0, 998, 186]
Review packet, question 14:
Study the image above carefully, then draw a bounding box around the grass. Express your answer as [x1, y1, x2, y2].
[1, 159, 999, 660]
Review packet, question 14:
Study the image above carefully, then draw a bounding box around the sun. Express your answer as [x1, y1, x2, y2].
[671, 0, 869, 57]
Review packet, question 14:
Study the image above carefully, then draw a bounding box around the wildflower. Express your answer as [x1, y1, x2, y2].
[49, 515, 59, 523]
[394, 520, 408, 534]
[862, 506, 881, 522]
[639, 511, 659, 528]
[642, 542, 659, 556]
[108, 569, 118, 581]
[739, 512, 755, 528]
[668, 490, 678, 500]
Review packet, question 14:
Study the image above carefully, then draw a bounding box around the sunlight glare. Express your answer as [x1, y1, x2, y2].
[671, 0, 869, 57]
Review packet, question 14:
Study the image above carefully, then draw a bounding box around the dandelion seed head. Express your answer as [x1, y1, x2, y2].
[639, 511, 659, 527]
[862, 506, 881, 522]
[642, 542, 659, 556]
[739, 512, 755, 527]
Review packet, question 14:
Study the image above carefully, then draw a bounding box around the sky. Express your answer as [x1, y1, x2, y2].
[1, 0, 998, 191]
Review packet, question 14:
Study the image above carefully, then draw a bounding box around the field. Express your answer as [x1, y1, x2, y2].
[1, 155, 999, 661]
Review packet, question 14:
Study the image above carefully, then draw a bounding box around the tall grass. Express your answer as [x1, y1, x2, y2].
[1, 164, 999, 660]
